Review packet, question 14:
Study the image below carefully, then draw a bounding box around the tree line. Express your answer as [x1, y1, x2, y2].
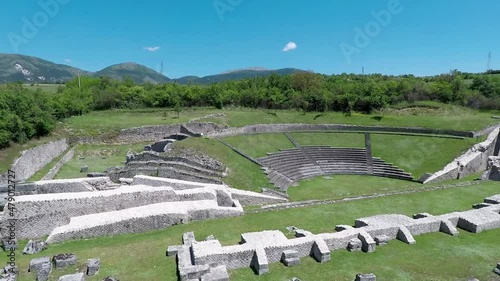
[1, 70, 500, 148]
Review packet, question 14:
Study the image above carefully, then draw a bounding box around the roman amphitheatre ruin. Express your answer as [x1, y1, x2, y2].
[1, 111, 499, 281]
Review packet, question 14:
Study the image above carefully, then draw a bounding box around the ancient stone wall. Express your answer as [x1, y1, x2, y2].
[207, 123, 477, 138]
[11, 185, 190, 239]
[182, 122, 228, 136]
[117, 125, 181, 143]
[171, 195, 500, 278]
[0, 139, 69, 184]
[422, 128, 500, 184]
[41, 148, 75, 180]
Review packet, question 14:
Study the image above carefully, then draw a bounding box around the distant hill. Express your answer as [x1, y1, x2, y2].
[176, 68, 305, 84]
[95, 63, 171, 84]
[0, 54, 89, 84]
[0, 53, 307, 85]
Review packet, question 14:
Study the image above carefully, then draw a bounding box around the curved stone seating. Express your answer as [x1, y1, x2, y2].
[258, 146, 413, 190]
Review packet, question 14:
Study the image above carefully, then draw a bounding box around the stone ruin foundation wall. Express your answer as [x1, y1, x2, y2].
[0, 139, 69, 184]
[41, 148, 75, 181]
[117, 123, 227, 143]
[0, 175, 286, 242]
[130, 175, 287, 206]
[169, 194, 500, 279]
[422, 128, 500, 183]
[207, 123, 478, 138]
[8, 185, 210, 239]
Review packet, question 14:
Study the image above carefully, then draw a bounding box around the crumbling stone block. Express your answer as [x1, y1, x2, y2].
[86, 258, 100, 276]
[355, 273, 376, 281]
[374, 235, 389, 246]
[440, 220, 459, 236]
[36, 262, 52, 281]
[183, 232, 196, 246]
[311, 239, 330, 263]
[358, 231, 376, 253]
[53, 253, 77, 269]
[29, 256, 51, 273]
[281, 250, 300, 267]
[1, 237, 17, 251]
[58, 272, 84, 281]
[494, 263, 500, 275]
[472, 203, 493, 209]
[397, 226, 416, 244]
[102, 277, 119, 281]
[335, 225, 354, 232]
[80, 166, 88, 173]
[294, 229, 313, 238]
[347, 238, 362, 252]
[251, 247, 269, 275]
[200, 265, 229, 281]
[166, 245, 183, 256]
[1, 264, 17, 281]
[23, 240, 47, 255]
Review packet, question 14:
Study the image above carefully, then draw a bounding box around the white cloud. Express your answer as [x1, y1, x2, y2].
[144, 46, 161, 52]
[64, 59, 72, 63]
[282, 42, 297, 52]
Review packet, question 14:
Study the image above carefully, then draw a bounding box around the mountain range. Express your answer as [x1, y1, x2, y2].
[0, 54, 305, 85]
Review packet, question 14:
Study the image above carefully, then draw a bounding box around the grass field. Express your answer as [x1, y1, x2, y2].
[289, 132, 366, 147]
[287, 176, 422, 201]
[371, 134, 478, 178]
[61, 105, 500, 137]
[5, 180, 500, 281]
[222, 133, 295, 158]
[53, 143, 149, 179]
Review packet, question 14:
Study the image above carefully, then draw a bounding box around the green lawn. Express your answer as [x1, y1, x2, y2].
[6, 180, 500, 281]
[290, 132, 366, 147]
[63, 108, 218, 136]
[61, 106, 500, 137]
[222, 133, 295, 158]
[288, 176, 422, 201]
[54, 143, 148, 179]
[371, 134, 478, 178]
[222, 107, 499, 131]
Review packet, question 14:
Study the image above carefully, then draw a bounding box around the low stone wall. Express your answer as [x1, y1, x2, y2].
[41, 148, 75, 181]
[117, 125, 181, 143]
[6, 183, 225, 239]
[126, 151, 225, 172]
[421, 128, 500, 184]
[170, 194, 500, 278]
[0, 139, 69, 184]
[10, 185, 193, 239]
[182, 122, 228, 136]
[207, 123, 477, 138]
[29, 177, 115, 195]
[46, 200, 244, 244]
[131, 176, 287, 206]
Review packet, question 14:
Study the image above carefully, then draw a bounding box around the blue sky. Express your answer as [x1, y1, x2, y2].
[1, 0, 499, 78]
